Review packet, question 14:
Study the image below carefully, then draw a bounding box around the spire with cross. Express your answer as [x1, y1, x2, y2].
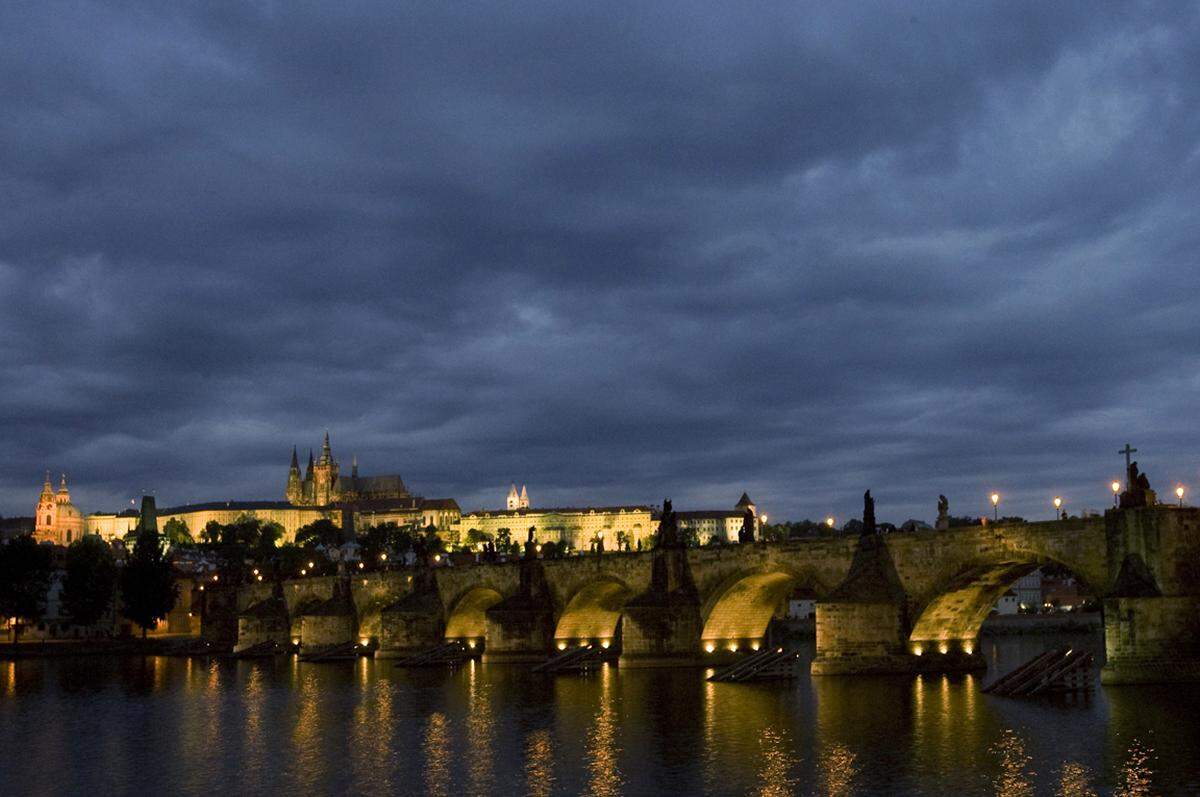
[1119, 443, 1138, 488]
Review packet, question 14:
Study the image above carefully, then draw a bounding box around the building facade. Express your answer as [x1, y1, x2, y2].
[33, 473, 85, 545]
[675, 493, 761, 543]
[458, 486, 655, 550]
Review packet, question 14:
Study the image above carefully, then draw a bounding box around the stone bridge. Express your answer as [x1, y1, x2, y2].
[227, 506, 1200, 683]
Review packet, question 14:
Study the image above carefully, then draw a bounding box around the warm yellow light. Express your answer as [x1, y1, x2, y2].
[704, 642, 715, 653]
[252, 568, 259, 576]
[990, 493, 1000, 506]
[307, 561, 314, 569]
[380, 553, 387, 561]
[557, 641, 567, 651]
[600, 640, 611, 649]
[761, 514, 768, 524]
[963, 643, 974, 655]
[1053, 496, 1062, 509]
[751, 642, 761, 651]
[825, 516, 835, 528]
[912, 645, 923, 656]
[300, 569, 307, 576]
[256, 575, 263, 582]
[938, 643, 949, 655]
[359, 638, 369, 647]
[198, 585, 205, 592]
[291, 638, 300, 646]
[535, 544, 542, 553]
[728, 642, 739, 653]
[467, 640, 477, 649]
[434, 554, 442, 563]
[1112, 481, 1122, 494]
[1177, 485, 1186, 499]
[357, 562, 364, 569]
[211, 574, 219, 582]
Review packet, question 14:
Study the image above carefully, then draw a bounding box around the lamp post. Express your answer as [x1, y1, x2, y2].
[990, 493, 1000, 522]
[825, 516, 835, 530]
[1053, 496, 1062, 519]
[1111, 480, 1121, 507]
[1176, 485, 1185, 508]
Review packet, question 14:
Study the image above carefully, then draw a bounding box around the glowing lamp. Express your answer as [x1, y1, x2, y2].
[990, 493, 1000, 506]
[912, 645, 923, 656]
[212, 574, 219, 582]
[704, 642, 715, 653]
[938, 643, 949, 655]
[728, 642, 739, 653]
[1053, 496, 1062, 510]
[1112, 481, 1121, 494]
[600, 640, 611, 649]
[825, 516, 835, 528]
[380, 553, 387, 561]
[434, 554, 442, 563]
[300, 569, 307, 576]
[557, 641, 567, 651]
[256, 575, 263, 582]
[307, 561, 314, 569]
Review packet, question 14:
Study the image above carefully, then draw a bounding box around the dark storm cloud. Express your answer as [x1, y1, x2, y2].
[3, 1, 1200, 523]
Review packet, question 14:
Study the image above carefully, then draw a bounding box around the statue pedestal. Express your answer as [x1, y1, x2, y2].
[1102, 595, 1200, 684]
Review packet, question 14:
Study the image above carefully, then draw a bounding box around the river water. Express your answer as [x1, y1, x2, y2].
[1, 632, 1196, 796]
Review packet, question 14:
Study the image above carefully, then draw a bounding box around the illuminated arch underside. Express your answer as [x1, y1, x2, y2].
[444, 587, 503, 639]
[554, 581, 631, 641]
[908, 562, 1041, 644]
[701, 572, 796, 642]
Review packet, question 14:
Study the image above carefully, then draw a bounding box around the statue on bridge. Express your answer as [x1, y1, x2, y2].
[1120, 461, 1158, 508]
[524, 526, 538, 560]
[656, 498, 681, 549]
[863, 490, 877, 535]
[737, 508, 755, 543]
[936, 495, 950, 531]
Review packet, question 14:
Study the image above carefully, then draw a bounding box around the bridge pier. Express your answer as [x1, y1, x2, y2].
[483, 554, 555, 662]
[619, 545, 703, 667]
[377, 568, 445, 658]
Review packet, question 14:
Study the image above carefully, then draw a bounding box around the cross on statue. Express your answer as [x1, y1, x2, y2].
[1119, 443, 1138, 487]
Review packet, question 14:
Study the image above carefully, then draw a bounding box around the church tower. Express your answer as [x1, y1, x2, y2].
[519, 484, 530, 509]
[286, 446, 302, 504]
[34, 471, 56, 542]
[313, 431, 339, 506]
[507, 483, 520, 510]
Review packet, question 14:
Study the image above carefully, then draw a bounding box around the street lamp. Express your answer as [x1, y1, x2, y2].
[1111, 480, 1121, 507]
[990, 493, 1000, 522]
[1176, 485, 1185, 508]
[825, 516, 835, 529]
[1053, 496, 1063, 519]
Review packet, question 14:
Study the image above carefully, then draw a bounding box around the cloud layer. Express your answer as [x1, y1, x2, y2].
[3, 2, 1199, 523]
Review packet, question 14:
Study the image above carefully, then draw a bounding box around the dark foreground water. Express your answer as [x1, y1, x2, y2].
[1, 632, 1197, 796]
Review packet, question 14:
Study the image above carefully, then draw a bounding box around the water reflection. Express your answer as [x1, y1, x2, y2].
[586, 665, 623, 797]
[1056, 762, 1096, 797]
[466, 665, 494, 796]
[990, 729, 1035, 797]
[423, 712, 451, 797]
[524, 728, 554, 797]
[754, 727, 797, 797]
[1116, 741, 1153, 797]
[820, 743, 857, 797]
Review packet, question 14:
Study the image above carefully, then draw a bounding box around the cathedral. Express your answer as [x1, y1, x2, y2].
[286, 432, 413, 507]
[33, 472, 85, 545]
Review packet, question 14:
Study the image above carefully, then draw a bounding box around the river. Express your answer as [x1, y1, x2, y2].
[1, 631, 1196, 796]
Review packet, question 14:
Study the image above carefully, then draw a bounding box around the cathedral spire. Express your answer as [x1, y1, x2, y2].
[290, 446, 299, 471]
[322, 430, 332, 460]
[306, 449, 314, 477]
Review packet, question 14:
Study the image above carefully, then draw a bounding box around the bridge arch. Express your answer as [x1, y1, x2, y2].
[906, 552, 1103, 656]
[700, 565, 830, 652]
[444, 585, 504, 641]
[552, 577, 633, 649]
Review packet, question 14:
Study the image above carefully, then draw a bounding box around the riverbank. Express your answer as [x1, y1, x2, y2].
[980, 612, 1102, 635]
[0, 635, 206, 659]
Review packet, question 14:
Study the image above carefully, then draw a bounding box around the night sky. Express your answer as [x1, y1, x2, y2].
[3, 2, 1199, 524]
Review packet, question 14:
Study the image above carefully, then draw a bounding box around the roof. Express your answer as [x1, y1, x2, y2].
[462, 505, 653, 519]
[335, 474, 409, 495]
[674, 510, 743, 521]
[158, 500, 300, 514]
[736, 492, 754, 507]
[420, 498, 461, 511]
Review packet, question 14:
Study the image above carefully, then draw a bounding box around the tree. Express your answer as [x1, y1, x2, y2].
[62, 536, 118, 628]
[0, 536, 53, 641]
[162, 517, 192, 546]
[120, 529, 178, 638]
[295, 518, 343, 549]
[465, 528, 493, 549]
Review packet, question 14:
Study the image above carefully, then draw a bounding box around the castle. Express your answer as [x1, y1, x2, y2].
[285, 431, 412, 506]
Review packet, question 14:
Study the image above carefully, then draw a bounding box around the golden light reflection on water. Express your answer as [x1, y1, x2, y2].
[586, 666, 623, 797]
[820, 743, 857, 797]
[3, 661, 14, 697]
[755, 727, 796, 797]
[423, 712, 451, 797]
[990, 729, 1035, 797]
[467, 671, 494, 796]
[702, 678, 717, 794]
[524, 728, 554, 797]
[1115, 740, 1154, 797]
[1056, 762, 1097, 797]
